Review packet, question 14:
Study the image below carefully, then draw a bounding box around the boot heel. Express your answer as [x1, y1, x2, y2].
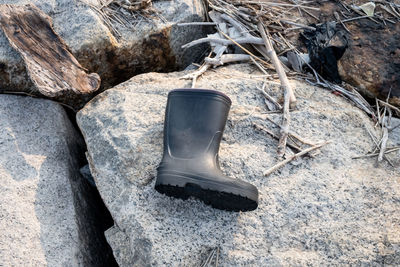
[155, 173, 190, 200]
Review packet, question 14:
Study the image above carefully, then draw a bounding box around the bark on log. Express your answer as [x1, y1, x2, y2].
[0, 4, 100, 110]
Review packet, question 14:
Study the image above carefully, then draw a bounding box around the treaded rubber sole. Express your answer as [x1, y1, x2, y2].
[155, 182, 258, 212]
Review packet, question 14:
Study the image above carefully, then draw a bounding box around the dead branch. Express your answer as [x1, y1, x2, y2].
[257, 22, 296, 104]
[341, 15, 371, 23]
[306, 79, 375, 117]
[0, 4, 100, 110]
[253, 123, 301, 153]
[258, 88, 278, 111]
[377, 99, 400, 115]
[334, 11, 351, 33]
[178, 22, 217, 26]
[204, 54, 251, 66]
[364, 124, 380, 151]
[220, 13, 250, 35]
[280, 20, 316, 30]
[246, 1, 320, 10]
[352, 147, 400, 159]
[378, 127, 389, 162]
[376, 90, 394, 163]
[250, 57, 271, 77]
[257, 84, 282, 110]
[277, 83, 291, 157]
[347, 4, 379, 23]
[183, 39, 229, 87]
[217, 30, 272, 67]
[264, 141, 331, 176]
[258, 22, 295, 157]
[262, 116, 318, 146]
[181, 63, 211, 88]
[181, 36, 264, 49]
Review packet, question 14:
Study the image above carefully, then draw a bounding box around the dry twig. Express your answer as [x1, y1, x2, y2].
[257, 83, 282, 110]
[264, 141, 331, 176]
[204, 54, 251, 66]
[182, 36, 264, 49]
[352, 147, 400, 159]
[253, 123, 301, 153]
[258, 22, 295, 157]
[378, 127, 389, 162]
[377, 99, 400, 115]
[263, 116, 318, 146]
[257, 22, 296, 104]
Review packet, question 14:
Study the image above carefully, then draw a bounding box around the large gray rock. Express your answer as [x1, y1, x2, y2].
[0, 95, 111, 266]
[77, 64, 400, 266]
[0, 0, 207, 93]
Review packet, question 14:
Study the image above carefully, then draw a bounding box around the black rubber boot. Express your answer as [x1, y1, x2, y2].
[155, 89, 258, 212]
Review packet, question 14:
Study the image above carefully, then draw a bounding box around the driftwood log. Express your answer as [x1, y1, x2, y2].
[0, 4, 100, 110]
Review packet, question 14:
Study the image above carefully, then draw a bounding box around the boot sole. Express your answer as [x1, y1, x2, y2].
[155, 173, 258, 212]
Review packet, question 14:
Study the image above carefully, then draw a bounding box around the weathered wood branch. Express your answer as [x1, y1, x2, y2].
[352, 147, 400, 159]
[257, 22, 296, 104]
[182, 36, 264, 49]
[253, 123, 301, 153]
[378, 124, 389, 162]
[280, 20, 316, 30]
[277, 83, 291, 156]
[377, 99, 400, 115]
[257, 84, 282, 111]
[204, 54, 251, 66]
[220, 13, 250, 35]
[178, 22, 217, 26]
[258, 22, 295, 157]
[181, 64, 211, 88]
[307, 78, 375, 117]
[264, 141, 331, 176]
[217, 30, 272, 67]
[0, 4, 100, 109]
[264, 116, 317, 146]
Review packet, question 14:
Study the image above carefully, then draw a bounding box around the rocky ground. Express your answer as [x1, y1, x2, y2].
[0, 95, 115, 265]
[78, 64, 400, 266]
[0, 0, 399, 266]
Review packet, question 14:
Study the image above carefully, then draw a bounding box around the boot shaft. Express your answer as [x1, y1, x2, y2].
[164, 89, 231, 159]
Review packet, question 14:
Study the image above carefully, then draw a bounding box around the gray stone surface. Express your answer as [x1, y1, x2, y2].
[77, 64, 400, 266]
[0, 0, 207, 93]
[0, 95, 109, 266]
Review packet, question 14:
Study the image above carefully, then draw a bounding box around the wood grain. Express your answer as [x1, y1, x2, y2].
[0, 4, 100, 107]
